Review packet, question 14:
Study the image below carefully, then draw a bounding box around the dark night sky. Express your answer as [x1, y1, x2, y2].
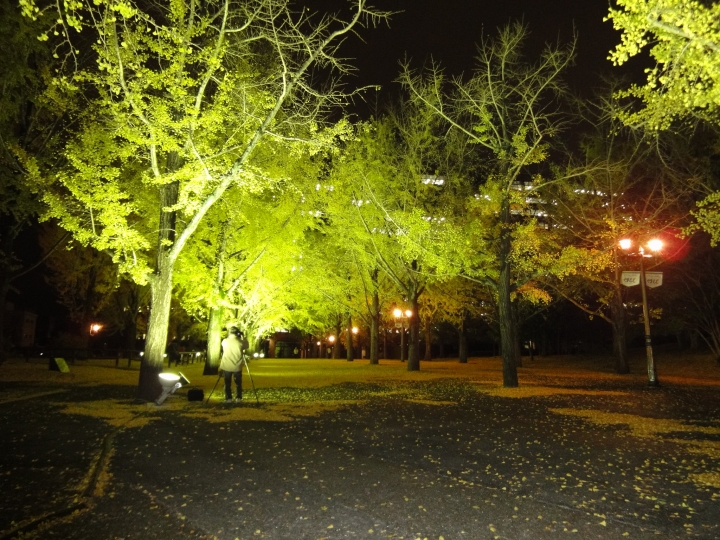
[333, 0, 646, 116]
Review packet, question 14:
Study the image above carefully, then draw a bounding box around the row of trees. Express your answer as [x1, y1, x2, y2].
[1, 0, 719, 398]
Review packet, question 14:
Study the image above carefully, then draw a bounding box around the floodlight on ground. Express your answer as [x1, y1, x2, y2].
[155, 372, 190, 405]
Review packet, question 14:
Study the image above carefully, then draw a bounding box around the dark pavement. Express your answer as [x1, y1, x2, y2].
[1, 364, 719, 539]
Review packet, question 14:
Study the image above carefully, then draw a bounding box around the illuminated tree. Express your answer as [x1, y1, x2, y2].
[325, 111, 470, 371]
[401, 24, 575, 386]
[540, 93, 701, 373]
[20, 0, 388, 400]
[607, 0, 720, 130]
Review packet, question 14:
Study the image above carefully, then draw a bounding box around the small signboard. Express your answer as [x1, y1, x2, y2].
[621, 271, 640, 287]
[645, 272, 663, 288]
[621, 271, 663, 288]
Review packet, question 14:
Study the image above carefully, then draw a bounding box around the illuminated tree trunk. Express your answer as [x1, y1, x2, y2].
[137, 180, 178, 402]
[423, 316, 432, 361]
[370, 285, 380, 365]
[407, 291, 421, 371]
[205, 222, 229, 375]
[346, 314, 354, 362]
[333, 319, 342, 359]
[498, 196, 519, 387]
[458, 314, 468, 364]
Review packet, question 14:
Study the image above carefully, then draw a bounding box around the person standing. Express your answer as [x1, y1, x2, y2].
[220, 327, 247, 402]
[166, 338, 181, 366]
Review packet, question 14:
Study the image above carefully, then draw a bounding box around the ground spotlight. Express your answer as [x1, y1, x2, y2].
[156, 372, 190, 405]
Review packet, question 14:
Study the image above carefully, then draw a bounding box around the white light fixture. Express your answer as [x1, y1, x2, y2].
[156, 372, 190, 405]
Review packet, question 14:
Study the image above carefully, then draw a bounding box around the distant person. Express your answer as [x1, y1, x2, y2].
[167, 338, 180, 366]
[220, 327, 248, 402]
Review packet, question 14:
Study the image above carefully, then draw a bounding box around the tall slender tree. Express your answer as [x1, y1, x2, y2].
[400, 24, 575, 386]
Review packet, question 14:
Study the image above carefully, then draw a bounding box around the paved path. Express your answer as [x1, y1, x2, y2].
[1, 365, 719, 539]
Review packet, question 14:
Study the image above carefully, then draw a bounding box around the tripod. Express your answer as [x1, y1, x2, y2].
[206, 355, 259, 404]
[240, 355, 260, 404]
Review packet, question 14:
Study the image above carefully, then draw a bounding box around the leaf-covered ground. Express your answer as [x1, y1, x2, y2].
[0, 351, 718, 539]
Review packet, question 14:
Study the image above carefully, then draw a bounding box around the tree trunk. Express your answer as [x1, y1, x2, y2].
[346, 314, 354, 362]
[204, 222, 229, 375]
[610, 284, 630, 374]
[333, 319, 342, 359]
[0, 277, 10, 364]
[382, 327, 387, 360]
[204, 306, 224, 375]
[498, 197, 519, 387]
[423, 317, 432, 361]
[512, 302, 522, 368]
[123, 285, 140, 352]
[137, 180, 179, 402]
[407, 292, 421, 371]
[458, 316, 468, 364]
[138, 266, 173, 401]
[370, 288, 379, 365]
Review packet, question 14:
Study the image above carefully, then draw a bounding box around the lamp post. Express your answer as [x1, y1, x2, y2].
[393, 308, 412, 362]
[619, 238, 663, 386]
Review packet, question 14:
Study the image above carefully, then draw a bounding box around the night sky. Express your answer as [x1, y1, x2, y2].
[335, 0, 646, 116]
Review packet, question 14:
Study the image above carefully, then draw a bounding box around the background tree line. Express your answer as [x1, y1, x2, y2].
[1, 0, 719, 396]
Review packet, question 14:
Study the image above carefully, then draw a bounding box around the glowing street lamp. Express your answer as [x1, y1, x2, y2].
[89, 323, 103, 336]
[619, 237, 663, 386]
[393, 308, 413, 362]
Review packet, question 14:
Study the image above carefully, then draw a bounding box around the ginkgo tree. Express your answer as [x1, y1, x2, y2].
[400, 24, 577, 386]
[606, 0, 720, 245]
[176, 174, 324, 371]
[325, 113, 470, 371]
[538, 93, 698, 374]
[606, 0, 720, 130]
[20, 0, 388, 400]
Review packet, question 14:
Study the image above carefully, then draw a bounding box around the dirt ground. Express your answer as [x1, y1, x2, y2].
[0, 351, 719, 539]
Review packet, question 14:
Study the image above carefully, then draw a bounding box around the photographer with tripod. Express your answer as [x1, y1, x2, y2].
[219, 326, 248, 403]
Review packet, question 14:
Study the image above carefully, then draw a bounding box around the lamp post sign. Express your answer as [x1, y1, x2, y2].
[621, 271, 663, 288]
